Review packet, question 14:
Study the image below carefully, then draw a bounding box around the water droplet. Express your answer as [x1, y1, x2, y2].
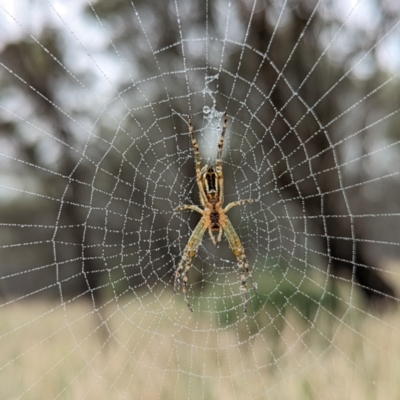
[203, 106, 211, 115]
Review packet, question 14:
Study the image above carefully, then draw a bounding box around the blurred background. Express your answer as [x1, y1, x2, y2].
[1, 0, 400, 398]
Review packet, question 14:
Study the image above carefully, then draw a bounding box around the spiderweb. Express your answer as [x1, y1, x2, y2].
[1, 0, 400, 398]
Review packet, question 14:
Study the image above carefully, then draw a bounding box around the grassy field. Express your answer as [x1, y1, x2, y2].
[1, 284, 400, 400]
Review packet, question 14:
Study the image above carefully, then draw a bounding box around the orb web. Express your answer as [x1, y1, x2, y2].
[0, 0, 400, 398]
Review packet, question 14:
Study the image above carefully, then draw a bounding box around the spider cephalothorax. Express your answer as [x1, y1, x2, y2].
[174, 113, 257, 313]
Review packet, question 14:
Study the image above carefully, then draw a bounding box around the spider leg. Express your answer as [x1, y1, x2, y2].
[215, 113, 227, 206]
[174, 219, 208, 312]
[175, 204, 204, 214]
[221, 217, 257, 314]
[188, 116, 208, 206]
[223, 199, 254, 213]
[216, 113, 227, 163]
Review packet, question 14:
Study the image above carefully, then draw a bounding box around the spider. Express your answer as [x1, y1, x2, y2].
[174, 113, 257, 313]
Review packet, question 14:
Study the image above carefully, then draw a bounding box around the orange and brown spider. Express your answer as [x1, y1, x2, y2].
[174, 113, 257, 313]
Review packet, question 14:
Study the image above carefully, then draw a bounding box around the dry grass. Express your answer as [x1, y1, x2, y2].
[1, 287, 400, 400]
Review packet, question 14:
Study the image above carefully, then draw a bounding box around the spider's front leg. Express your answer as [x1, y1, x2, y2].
[174, 251, 196, 312]
[174, 217, 208, 312]
[222, 217, 257, 313]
